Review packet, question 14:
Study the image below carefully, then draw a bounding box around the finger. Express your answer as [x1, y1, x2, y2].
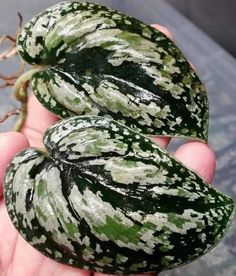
[8, 232, 90, 276]
[151, 24, 174, 41]
[189, 62, 195, 70]
[20, 93, 58, 148]
[174, 141, 216, 183]
[149, 136, 171, 148]
[0, 131, 29, 197]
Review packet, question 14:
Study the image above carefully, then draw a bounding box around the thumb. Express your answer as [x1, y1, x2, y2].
[0, 132, 29, 198]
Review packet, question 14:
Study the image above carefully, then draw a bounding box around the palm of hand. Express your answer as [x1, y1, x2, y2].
[0, 27, 215, 276]
[0, 95, 94, 276]
[0, 94, 215, 276]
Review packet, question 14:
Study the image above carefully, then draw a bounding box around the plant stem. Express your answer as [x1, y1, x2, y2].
[13, 66, 45, 131]
[13, 103, 27, 131]
[13, 67, 43, 102]
[0, 109, 20, 124]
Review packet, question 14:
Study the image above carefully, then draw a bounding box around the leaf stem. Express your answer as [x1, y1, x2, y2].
[13, 67, 42, 102]
[13, 66, 45, 131]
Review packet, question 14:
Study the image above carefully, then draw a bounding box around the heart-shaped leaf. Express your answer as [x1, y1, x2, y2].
[4, 116, 235, 274]
[17, 1, 208, 140]
[6, 1, 235, 274]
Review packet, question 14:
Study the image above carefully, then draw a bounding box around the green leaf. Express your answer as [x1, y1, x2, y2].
[18, 1, 209, 140]
[4, 116, 235, 274]
[6, 1, 233, 274]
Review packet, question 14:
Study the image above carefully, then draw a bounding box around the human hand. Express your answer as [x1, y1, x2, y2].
[0, 26, 215, 276]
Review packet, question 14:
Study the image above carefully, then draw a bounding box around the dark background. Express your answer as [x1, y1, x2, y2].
[166, 0, 236, 57]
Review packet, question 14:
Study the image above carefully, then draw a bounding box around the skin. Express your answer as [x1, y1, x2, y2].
[0, 26, 215, 276]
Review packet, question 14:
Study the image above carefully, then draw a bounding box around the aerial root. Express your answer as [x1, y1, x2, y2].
[0, 109, 21, 124]
[0, 13, 27, 130]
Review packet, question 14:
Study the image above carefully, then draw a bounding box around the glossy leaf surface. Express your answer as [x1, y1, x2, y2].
[17, 1, 208, 140]
[4, 116, 235, 274]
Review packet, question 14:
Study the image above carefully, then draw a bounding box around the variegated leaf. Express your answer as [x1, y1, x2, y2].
[4, 116, 235, 274]
[17, 1, 208, 140]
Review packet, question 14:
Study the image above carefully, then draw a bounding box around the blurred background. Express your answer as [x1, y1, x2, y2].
[166, 0, 236, 57]
[1, 1, 236, 275]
